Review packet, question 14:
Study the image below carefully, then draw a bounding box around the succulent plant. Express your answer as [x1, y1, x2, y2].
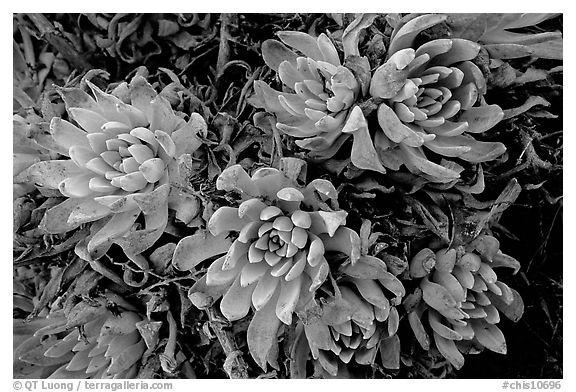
[302, 255, 405, 376]
[251, 31, 361, 159]
[13, 113, 58, 200]
[203, 159, 361, 325]
[446, 13, 562, 60]
[405, 233, 524, 369]
[14, 301, 146, 379]
[14, 73, 206, 259]
[345, 14, 507, 184]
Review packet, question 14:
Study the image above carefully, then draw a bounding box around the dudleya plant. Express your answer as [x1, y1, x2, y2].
[345, 14, 506, 184]
[209, 159, 360, 324]
[251, 31, 361, 159]
[14, 301, 147, 379]
[14, 74, 206, 259]
[174, 158, 361, 370]
[447, 13, 563, 60]
[405, 233, 524, 369]
[301, 255, 405, 376]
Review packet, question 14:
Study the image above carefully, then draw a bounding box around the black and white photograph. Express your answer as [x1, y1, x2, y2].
[12, 11, 563, 383]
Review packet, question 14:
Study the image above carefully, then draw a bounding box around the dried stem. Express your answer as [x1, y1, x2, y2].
[207, 307, 249, 379]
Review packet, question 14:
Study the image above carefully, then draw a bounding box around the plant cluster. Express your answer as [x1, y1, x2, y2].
[13, 13, 562, 379]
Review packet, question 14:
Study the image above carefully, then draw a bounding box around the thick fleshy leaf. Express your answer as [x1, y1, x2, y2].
[251, 81, 285, 113]
[378, 271, 406, 299]
[139, 158, 166, 183]
[240, 262, 269, 287]
[458, 138, 506, 163]
[485, 288, 524, 322]
[68, 108, 108, 134]
[216, 164, 259, 197]
[221, 276, 256, 321]
[470, 320, 507, 354]
[106, 341, 146, 374]
[114, 185, 170, 255]
[252, 273, 280, 311]
[410, 248, 436, 278]
[171, 113, 206, 157]
[129, 75, 157, 118]
[154, 130, 175, 157]
[188, 275, 230, 309]
[428, 38, 481, 67]
[343, 106, 387, 174]
[458, 105, 504, 134]
[309, 210, 348, 237]
[14, 160, 83, 189]
[172, 231, 233, 271]
[247, 289, 282, 371]
[277, 31, 322, 60]
[40, 197, 93, 234]
[57, 85, 99, 112]
[50, 117, 89, 153]
[149, 96, 184, 135]
[428, 310, 463, 340]
[379, 335, 400, 370]
[342, 255, 388, 279]
[321, 227, 361, 264]
[502, 95, 551, 120]
[490, 251, 521, 273]
[19, 345, 74, 367]
[208, 206, 251, 236]
[351, 278, 388, 309]
[302, 316, 339, 358]
[317, 33, 341, 66]
[87, 210, 140, 259]
[377, 104, 424, 146]
[276, 276, 302, 325]
[206, 255, 240, 286]
[369, 61, 410, 99]
[340, 286, 374, 329]
[262, 39, 298, 72]
[67, 198, 112, 225]
[424, 137, 472, 158]
[319, 295, 355, 326]
[433, 331, 465, 369]
[408, 311, 430, 350]
[484, 43, 535, 59]
[421, 278, 466, 320]
[389, 14, 448, 55]
[223, 240, 251, 270]
[342, 14, 378, 58]
[525, 39, 563, 60]
[415, 38, 453, 60]
[94, 193, 140, 213]
[58, 173, 95, 198]
[398, 144, 460, 183]
[86, 81, 136, 125]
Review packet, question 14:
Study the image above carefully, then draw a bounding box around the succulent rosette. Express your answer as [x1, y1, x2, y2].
[203, 160, 361, 327]
[176, 159, 360, 329]
[405, 233, 524, 369]
[251, 31, 361, 159]
[346, 14, 506, 184]
[14, 302, 147, 379]
[14, 74, 206, 258]
[303, 255, 405, 375]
